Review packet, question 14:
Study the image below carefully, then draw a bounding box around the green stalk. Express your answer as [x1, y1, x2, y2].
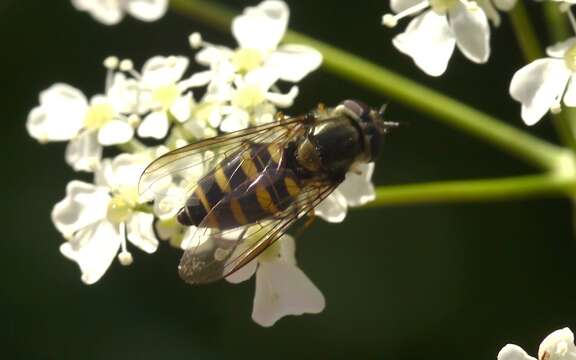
[171, 0, 564, 171]
[544, 2, 571, 42]
[364, 174, 575, 207]
[509, 2, 542, 62]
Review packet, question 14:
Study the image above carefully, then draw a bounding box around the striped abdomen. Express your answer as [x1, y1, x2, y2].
[177, 143, 301, 229]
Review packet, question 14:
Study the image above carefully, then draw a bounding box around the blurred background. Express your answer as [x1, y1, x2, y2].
[1, 0, 574, 358]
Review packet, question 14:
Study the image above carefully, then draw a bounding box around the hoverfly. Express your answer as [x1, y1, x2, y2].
[139, 100, 394, 284]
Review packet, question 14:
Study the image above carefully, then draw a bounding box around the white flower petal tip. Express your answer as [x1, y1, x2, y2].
[510, 58, 571, 126]
[252, 262, 325, 327]
[450, 3, 490, 63]
[268, 45, 323, 82]
[51, 181, 110, 238]
[497, 345, 536, 360]
[138, 112, 170, 139]
[59, 221, 121, 285]
[232, 0, 289, 52]
[539, 328, 576, 360]
[98, 120, 134, 145]
[27, 83, 87, 142]
[125, 0, 168, 22]
[392, 11, 456, 77]
[71, 0, 167, 25]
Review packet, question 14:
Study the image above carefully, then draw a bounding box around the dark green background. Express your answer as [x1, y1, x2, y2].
[1, 0, 574, 358]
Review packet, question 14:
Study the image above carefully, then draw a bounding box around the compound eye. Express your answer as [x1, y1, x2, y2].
[341, 99, 370, 120]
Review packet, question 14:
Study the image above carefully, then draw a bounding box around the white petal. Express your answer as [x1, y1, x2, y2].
[195, 46, 234, 66]
[232, 0, 289, 52]
[390, 0, 427, 13]
[450, 4, 490, 63]
[220, 110, 249, 132]
[477, 0, 500, 26]
[265, 86, 298, 108]
[179, 71, 214, 88]
[109, 152, 150, 189]
[314, 190, 348, 223]
[226, 259, 258, 283]
[107, 73, 145, 114]
[65, 131, 102, 172]
[60, 221, 121, 284]
[71, 0, 123, 25]
[510, 58, 571, 125]
[498, 345, 537, 360]
[252, 261, 325, 327]
[267, 45, 322, 82]
[98, 120, 134, 145]
[337, 163, 375, 207]
[170, 93, 192, 123]
[125, 0, 168, 22]
[138, 111, 169, 139]
[538, 328, 576, 360]
[126, 213, 159, 253]
[153, 185, 187, 219]
[245, 67, 280, 91]
[547, 38, 576, 58]
[564, 74, 576, 107]
[27, 83, 88, 142]
[392, 11, 456, 77]
[142, 56, 189, 87]
[493, 0, 517, 11]
[52, 181, 110, 238]
[278, 234, 296, 265]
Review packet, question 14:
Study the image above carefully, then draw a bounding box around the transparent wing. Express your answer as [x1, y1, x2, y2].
[178, 175, 338, 285]
[138, 116, 307, 204]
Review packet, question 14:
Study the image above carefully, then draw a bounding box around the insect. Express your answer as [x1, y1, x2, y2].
[139, 99, 395, 284]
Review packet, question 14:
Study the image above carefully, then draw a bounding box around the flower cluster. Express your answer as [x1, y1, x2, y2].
[383, 1, 576, 128]
[30, 0, 377, 326]
[498, 328, 576, 360]
[383, 0, 517, 76]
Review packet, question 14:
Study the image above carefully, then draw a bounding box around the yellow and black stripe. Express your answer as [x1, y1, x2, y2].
[180, 143, 302, 229]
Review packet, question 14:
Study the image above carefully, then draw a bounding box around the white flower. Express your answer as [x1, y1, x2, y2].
[226, 234, 325, 327]
[510, 38, 576, 125]
[192, 0, 322, 85]
[71, 0, 168, 25]
[205, 68, 298, 132]
[52, 152, 159, 284]
[382, 0, 510, 76]
[135, 56, 202, 139]
[315, 162, 376, 223]
[27, 83, 136, 171]
[498, 328, 576, 360]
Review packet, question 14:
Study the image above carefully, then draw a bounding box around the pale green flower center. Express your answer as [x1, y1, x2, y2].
[232, 48, 264, 74]
[107, 187, 139, 224]
[564, 45, 576, 71]
[233, 85, 265, 108]
[430, 0, 458, 14]
[152, 84, 179, 110]
[84, 103, 115, 130]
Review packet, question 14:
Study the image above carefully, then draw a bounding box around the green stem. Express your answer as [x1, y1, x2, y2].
[544, 2, 571, 42]
[509, 2, 543, 61]
[363, 174, 575, 207]
[171, 0, 565, 171]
